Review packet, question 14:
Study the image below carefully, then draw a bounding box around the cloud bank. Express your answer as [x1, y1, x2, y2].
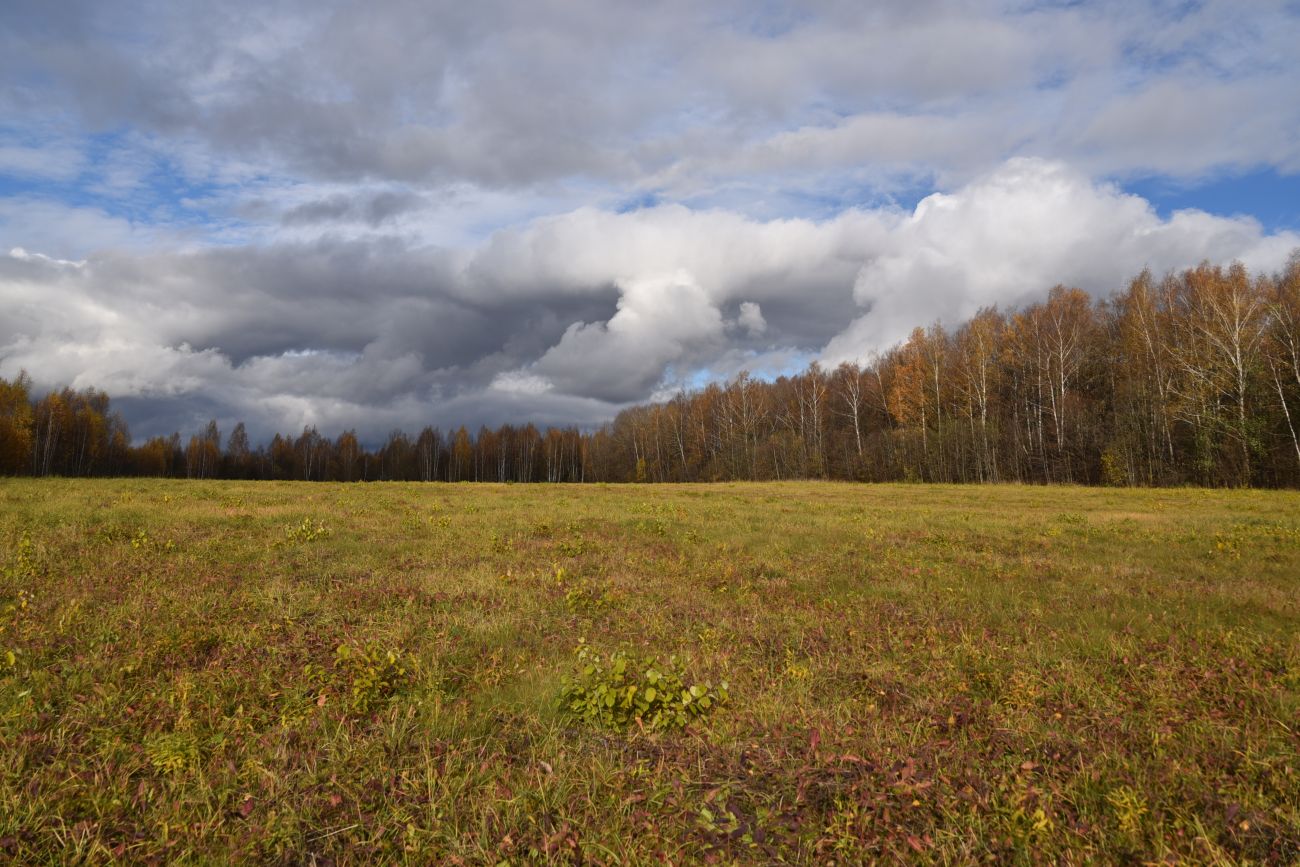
[3, 159, 1297, 442]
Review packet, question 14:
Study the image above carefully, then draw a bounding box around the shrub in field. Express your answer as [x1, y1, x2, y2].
[555, 537, 589, 557]
[1, 589, 29, 670]
[283, 517, 329, 544]
[563, 578, 611, 615]
[321, 643, 408, 715]
[564, 583, 602, 614]
[558, 640, 728, 731]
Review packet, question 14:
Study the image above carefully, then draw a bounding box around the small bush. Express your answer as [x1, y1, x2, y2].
[558, 640, 728, 732]
[564, 580, 610, 615]
[283, 518, 330, 544]
[555, 537, 589, 557]
[323, 643, 408, 715]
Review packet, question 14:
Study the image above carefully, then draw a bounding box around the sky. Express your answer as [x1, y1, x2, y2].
[2, 0, 1299, 445]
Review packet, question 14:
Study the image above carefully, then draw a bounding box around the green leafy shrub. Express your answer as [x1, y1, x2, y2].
[283, 517, 330, 544]
[555, 537, 589, 557]
[325, 643, 408, 715]
[558, 640, 728, 731]
[564, 580, 609, 614]
[553, 565, 610, 614]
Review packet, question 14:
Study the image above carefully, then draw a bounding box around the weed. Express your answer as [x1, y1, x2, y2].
[1, 534, 36, 671]
[555, 537, 589, 557]
[283, 517, 330, 544]
[325, 642, 409, 715]
[1106, 785, 1148, 836]
[1212, 532, 1242, 559]
[130, 528, 175, 552]
[564, 582, 606, 614]
[558, 640, 728, 731]
[145, 731, 200, 775]
[783, 647, 813, 682]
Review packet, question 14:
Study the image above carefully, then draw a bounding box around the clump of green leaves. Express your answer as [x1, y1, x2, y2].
[145, 731, 200, 775]
[559, 640, 728, 731]
[564, 579, 611, 615]
[323, 643, 408, 715]
[552, 565, 610, 614]
[130, 528, 175, 552]
[1, 590, 28, 670]
[555, 537, 589, 557]
[283, 517, 330, 544]
[1106, 785, 1148, 836]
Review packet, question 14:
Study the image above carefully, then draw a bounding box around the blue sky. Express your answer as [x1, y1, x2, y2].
[1126, 168, 1300, 232]
[2, 0, 1299, 441]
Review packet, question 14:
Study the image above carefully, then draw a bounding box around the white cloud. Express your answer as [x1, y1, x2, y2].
[528, 271, 726, 402]
[0, 143, 85, 181]
[0, 198, 160, 259]
[2, 159, 1298, 441]
[737, 301, 766, 336]
[490, 370, 553, 395]
[824, 158, 1300, 360]
[5, 0, 1298, 196]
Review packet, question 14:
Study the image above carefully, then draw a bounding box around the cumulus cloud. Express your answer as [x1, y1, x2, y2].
[825, 159, 1300, 358]
[528, 271, 726, 402]
[2, 158, 1297, 443]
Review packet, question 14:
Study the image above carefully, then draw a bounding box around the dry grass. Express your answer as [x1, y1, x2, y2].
[1, 479, 1298, 863]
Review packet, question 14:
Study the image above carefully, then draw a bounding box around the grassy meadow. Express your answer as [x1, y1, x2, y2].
[1, 479, 1298, 864]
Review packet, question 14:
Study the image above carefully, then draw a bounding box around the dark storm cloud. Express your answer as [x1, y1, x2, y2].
[278, 190, 426, 228]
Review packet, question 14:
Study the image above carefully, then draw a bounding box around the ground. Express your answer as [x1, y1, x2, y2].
[1, 479, 1298, 864]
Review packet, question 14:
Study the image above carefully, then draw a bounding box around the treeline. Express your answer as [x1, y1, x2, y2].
[3, 257, 1300, 487]
[0, 386, 590, 483]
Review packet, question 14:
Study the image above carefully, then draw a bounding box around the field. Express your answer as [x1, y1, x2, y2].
[1, 480, 1298, 864]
